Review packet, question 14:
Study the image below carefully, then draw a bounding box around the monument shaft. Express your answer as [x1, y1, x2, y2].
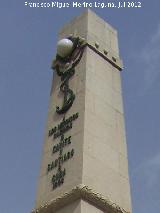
[33, 10, 132, 213]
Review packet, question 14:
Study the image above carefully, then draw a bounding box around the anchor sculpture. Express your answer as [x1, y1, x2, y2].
[52, 36, 86, 114]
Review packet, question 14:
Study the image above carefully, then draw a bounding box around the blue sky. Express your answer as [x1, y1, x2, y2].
[0, 0, 160, 212]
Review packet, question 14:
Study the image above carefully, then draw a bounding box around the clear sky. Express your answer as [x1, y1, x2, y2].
[0, 0, 160, 212]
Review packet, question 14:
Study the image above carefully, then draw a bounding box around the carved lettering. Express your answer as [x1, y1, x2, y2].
[47, 149, 75, 173]
[52, 168, 66, 190]
[52, 136, 71, 154]
[48, 112, 79, 138]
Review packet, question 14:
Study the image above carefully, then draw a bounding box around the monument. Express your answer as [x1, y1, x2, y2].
[32, 9, 132, 213]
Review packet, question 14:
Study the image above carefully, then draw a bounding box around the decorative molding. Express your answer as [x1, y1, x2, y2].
[31, 184, 130, 213]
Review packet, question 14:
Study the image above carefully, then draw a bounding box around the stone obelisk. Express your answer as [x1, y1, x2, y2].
[32, 9, 132, 213]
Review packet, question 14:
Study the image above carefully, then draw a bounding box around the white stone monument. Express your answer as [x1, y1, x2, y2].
[32, 9, 132, 213]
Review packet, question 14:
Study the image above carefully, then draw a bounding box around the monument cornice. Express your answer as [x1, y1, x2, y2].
[31, 184, 130, 213]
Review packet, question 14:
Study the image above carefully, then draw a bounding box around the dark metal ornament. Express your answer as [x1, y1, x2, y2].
[55, 66, 75, 114]
[52, 36, 86, 114]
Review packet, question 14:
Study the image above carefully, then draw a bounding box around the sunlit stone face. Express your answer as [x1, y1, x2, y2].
[57, 38, 73, 58]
